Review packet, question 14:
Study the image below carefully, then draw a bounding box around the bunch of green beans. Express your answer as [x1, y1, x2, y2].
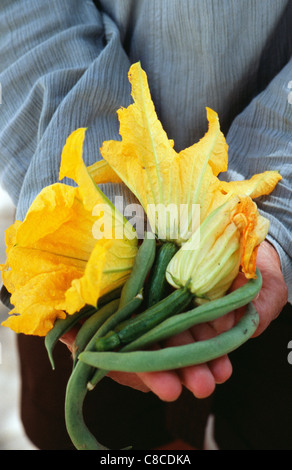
[45, 233, 262, 450]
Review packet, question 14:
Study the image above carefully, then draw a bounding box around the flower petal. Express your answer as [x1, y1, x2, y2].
[1, 182, 138, 336]
[193, 107, 228, 177]
[59, 128, 116, 211]
[1, 244, 81, 335]
[176, 108, 227, 223]
[16, 183, 96, 259]
[233, 196, 270, 278]
[219, 171, 282, 199]
[63, 238, 137, 314]
[100, 62, 178, 212]
[88, 159, 123, 184]
[62, 239, 109, 314]
[60, 128, 135, 241]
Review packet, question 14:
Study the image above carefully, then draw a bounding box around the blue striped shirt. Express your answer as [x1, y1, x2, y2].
[0, 0, 291, 301]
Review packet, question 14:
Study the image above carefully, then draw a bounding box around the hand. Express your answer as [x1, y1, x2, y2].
[212, 239, 288, 337]
[61, 240, 288, 401]
[61, 315, 233, 401]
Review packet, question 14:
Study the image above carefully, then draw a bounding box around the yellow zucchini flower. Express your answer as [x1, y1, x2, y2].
[166, 195, 269, 302]
[93, 62, 281, 245]
[1, 129, 137, 336]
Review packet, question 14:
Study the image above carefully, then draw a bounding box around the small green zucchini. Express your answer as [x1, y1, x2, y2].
[145, 241, 178, 307]
[95, 286, 193, 351]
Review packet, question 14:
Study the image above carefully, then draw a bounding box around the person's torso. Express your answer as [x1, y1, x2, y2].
[98, 0, 292, 149]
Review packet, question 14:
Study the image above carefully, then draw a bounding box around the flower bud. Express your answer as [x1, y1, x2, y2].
[166, 195, 269, 302]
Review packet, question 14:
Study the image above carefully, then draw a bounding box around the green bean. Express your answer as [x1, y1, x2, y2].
[77, 295, 143, 389]
[65, 348, 109, 449]
[120, 268, 262, 352]
[72, 298, 120, 366]
[118, 232, 156, 308]
[98, 286, 123, 307]
[65, 295, 142, 450]
[45, 304, 96, 370]
[79, 302, 259, 373]
[145, 241, 178, 307]
[85, 296, 145, 391]
[67, 293, 139, 448]
[87, 367, 108, 391]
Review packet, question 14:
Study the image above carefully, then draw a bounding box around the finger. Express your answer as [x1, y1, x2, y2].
[210, 310, 235, 335]
[107, 370, 151, 393]
[190, 322, 233, 386]
[137, 370, 183, 402]
[164, 329, 216, 398]
[230, 270, 250, 292]
[136, 342, 183, 401]
[60, 326, 80, 353]
[108, 349, 183, 401]
[207, 270, 250, 336]
[252, 282, 286, 337]
[207, 354, 233, 384]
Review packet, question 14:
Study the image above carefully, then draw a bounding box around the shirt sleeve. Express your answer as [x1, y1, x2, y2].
[0, 0, 135, 221]
[221, 57, 292, 303]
